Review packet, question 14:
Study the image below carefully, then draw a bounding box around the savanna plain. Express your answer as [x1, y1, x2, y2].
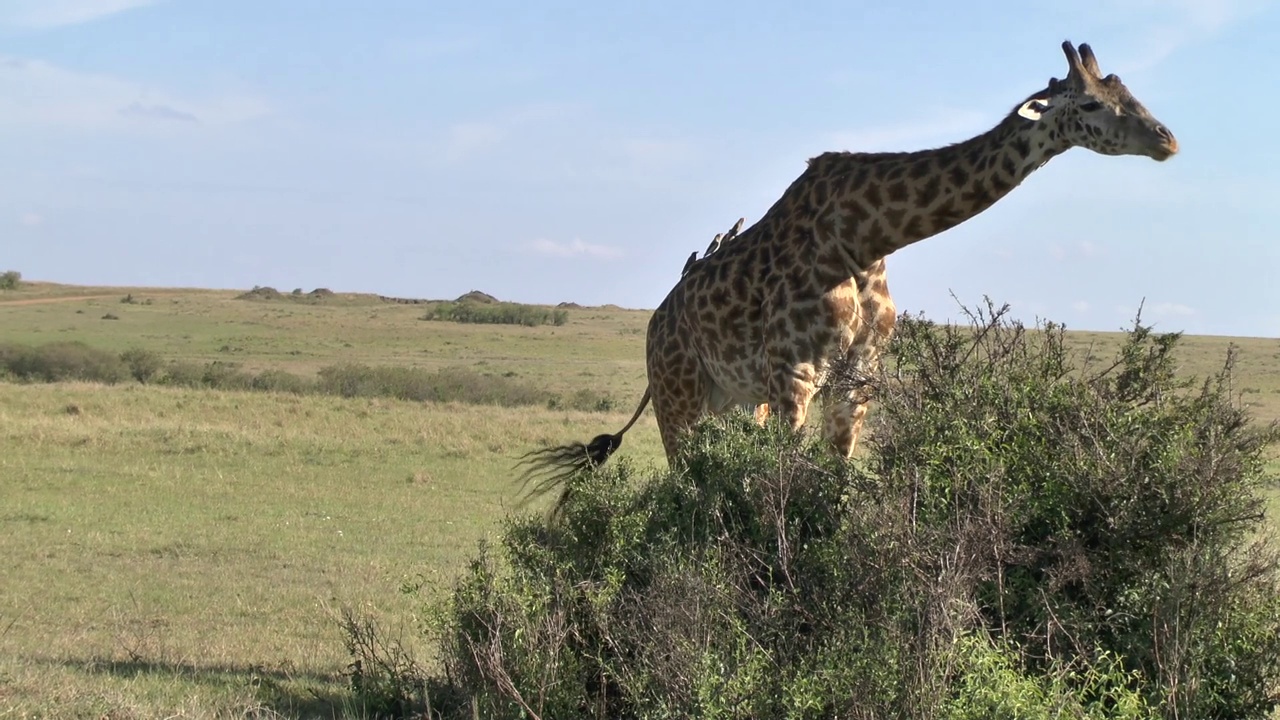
[1, 281, 1278, 718]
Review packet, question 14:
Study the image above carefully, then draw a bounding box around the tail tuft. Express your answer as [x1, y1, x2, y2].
[517, 433, 623, 510]
[516, 388, 649, 517]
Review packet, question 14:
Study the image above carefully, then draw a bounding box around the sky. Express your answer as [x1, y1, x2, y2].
[2, 1, 1278, 337]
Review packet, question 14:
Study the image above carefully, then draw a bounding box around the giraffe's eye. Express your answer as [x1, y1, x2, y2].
[1080, 101, 1104, 112]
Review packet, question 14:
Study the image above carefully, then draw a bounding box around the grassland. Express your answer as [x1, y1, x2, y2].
[0, 282, 648, 393]
[1, 281, 1277, 718]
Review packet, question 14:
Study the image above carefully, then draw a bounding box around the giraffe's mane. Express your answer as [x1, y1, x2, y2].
[708, 85, 1056, 259]
[805, 87, 1051, 170]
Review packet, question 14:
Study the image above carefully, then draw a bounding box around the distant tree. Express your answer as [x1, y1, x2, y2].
[0, 270, 21, 290]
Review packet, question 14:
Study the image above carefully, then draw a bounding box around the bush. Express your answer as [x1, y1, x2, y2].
[546, 388, 619, 413]
[251, 368, 313, 394]
[155, 360, 254, 390]
[316, 363, 552, 407]
[197, 361, 255, 390]
[0, 270, 20, 290]
[0, 341, 129, 383]
[0, 341, 615, 412]
[237, 286, 335, 303]
[876, 303, 1280, 720]
[422, 301, 568, 327]
[236, 286, 282, 301]
[389, 303, 1280, 720]
[158, 360, 208, 388]
[120, 348, 164, 383]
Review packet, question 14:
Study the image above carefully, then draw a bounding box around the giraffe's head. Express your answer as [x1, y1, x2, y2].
[1016, 41, 1178, 162]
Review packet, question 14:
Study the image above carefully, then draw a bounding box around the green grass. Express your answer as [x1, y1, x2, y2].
[0, 382, 665, 717]
[0, 282, 1275, 718]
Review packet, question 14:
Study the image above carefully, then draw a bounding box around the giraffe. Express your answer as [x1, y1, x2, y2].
[681, 217, 763, 421]
[521, 41, 1177, 492]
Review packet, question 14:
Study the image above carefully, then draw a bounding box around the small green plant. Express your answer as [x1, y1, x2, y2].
[943, 634, 1157, 720]
[338, 606, 428, 718]
[0, 270, 20, 290]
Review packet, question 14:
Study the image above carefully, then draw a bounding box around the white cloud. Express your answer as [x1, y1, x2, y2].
[439, 103, 577, 162]
[18, 212, 43, 227]
[1115, 301, 1199, 325]
[1049, 241, 1103, 262]
[1148, 301, 1197, 317]
[444, 122, 505, 161]
[1072, 300, 1091, 313]
[68, 165, 107, 179]
[0, 0, 164, 29]
[528, 238, 623, 259]
[616, 138, 697, 173]
[119, 100, 199, 123]
[386, 35, 480, 62]
[1098, 0, 1271, 73]
[0, 55, 269, 131]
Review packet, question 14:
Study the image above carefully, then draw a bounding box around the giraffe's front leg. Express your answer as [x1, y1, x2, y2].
[822, 305, 895, 457]
[766, 363, 818, 432]
[820, 351, 877, 457]
[752, 403, 771, 426]
[822, 394, 870, 458]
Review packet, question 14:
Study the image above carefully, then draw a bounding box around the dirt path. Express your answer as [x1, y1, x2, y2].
[0, 291, 194, 307]
[0, 294, 123, 307]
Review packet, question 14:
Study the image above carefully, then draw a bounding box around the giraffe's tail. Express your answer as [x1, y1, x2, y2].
[517, 388, 651, 514]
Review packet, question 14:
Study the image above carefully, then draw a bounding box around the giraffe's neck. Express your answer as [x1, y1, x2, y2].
[806, 114, 1063, 267]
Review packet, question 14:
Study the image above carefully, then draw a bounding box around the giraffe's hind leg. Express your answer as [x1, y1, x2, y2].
[649, 351, 712, 465]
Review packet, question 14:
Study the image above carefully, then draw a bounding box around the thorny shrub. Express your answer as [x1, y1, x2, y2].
[375, 302, 1280, 720]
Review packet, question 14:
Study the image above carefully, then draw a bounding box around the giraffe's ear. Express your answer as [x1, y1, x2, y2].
[1017, 97, 1052, 121]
